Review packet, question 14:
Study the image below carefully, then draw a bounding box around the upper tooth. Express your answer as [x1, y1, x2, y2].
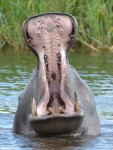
[59, 106, 64, 114]
[31, 97, 37, 116]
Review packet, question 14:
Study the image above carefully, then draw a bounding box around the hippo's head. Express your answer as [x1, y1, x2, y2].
[22, 13, 84, 136]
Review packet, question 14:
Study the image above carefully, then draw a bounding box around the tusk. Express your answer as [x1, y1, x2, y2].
[74, 103, 79, 112]
[74, 92, 80, 112]
[31, 97, 37, 116]
[48, 107, 53, 115]
[59, 106, 64, 114]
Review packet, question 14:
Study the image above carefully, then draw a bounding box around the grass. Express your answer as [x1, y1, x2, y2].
[0, 0, 113, 52]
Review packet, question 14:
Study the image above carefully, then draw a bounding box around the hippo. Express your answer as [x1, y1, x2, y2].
[13, 13, 100, 136]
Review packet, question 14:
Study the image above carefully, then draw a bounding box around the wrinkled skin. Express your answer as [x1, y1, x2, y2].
[13, 13, 100, 136]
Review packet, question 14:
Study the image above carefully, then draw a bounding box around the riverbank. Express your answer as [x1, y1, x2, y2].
[0, 0, 113, 52]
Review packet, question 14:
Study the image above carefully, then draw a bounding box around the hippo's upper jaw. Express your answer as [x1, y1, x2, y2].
[22, 13, 84, 136]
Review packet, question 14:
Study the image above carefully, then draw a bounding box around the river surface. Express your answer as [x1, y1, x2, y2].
[0, 49, 113, 150]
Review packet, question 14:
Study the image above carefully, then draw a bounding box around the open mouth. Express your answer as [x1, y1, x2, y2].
[23, 13, 84, 135]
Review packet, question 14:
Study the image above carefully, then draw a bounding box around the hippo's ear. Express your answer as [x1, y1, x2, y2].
[22, 13, 78, 55]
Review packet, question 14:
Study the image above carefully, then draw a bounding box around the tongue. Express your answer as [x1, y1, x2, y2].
[47, 92, 65, 114]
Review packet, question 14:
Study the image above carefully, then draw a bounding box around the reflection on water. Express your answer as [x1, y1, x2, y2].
[0, 50, 113, 150]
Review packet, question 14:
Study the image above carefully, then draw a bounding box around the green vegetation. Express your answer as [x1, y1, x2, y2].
[0, 0, 113, 52]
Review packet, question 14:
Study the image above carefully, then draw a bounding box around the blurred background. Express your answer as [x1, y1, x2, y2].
[0, 0, 113, 52]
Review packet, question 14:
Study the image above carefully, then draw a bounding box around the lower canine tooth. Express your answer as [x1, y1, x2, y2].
[74, 92, 79, 112]
[31, 97, 37, 116]
[48, 107, 53, 115]
[74, 103, 79, 112]
[59, 106, 64, 114]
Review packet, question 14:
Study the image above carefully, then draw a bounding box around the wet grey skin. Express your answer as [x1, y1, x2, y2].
[13, 13, 100, 136]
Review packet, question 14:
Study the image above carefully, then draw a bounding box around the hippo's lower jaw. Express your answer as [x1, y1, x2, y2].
[29, 110, 84, 136]
[28, 62, 84, 136]
[28, 44, 85, 135]
[29, 69, 84, 136]
[28, 47, 85, 136]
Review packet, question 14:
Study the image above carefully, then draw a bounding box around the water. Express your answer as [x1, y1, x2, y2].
[0, 49, 113, 150]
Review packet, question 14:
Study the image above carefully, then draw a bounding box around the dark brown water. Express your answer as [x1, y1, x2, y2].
[0, 50, 113, 150]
